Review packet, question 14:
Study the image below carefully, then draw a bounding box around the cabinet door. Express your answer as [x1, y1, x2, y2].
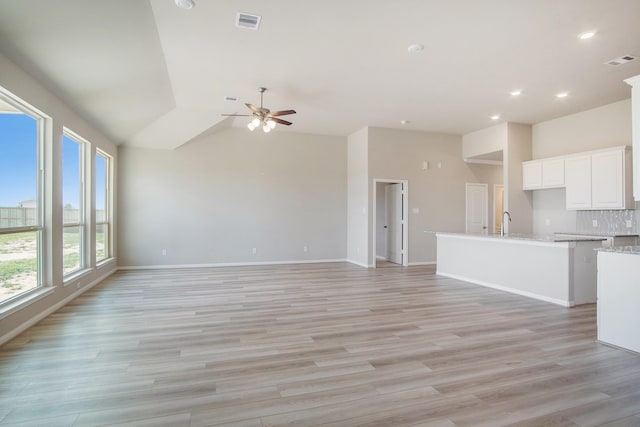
[625, 75, 640, 201]
[565, 155, 591, 209]
[522, 161, 542, 189]
[542, 158, 565, 187]
[592, 150, 624, 209]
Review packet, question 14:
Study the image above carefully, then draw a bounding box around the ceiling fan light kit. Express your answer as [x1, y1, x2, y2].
[223, 87, 296, 134]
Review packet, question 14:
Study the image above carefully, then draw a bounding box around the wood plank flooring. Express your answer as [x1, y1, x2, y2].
[1, 263, 639, 426]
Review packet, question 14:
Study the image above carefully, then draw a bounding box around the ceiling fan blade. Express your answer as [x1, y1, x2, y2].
[221, 114, 252, 117]
[245, 103, 260, 113]
[269, 109, 296, 117]
[270, 117, 293, 126]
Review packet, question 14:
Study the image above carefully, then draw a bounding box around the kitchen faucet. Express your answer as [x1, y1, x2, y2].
[501, 211, 511, 236]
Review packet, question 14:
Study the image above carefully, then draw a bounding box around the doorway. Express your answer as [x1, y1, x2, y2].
[373, 179, 409, 268]
[493, 184, 504, 234]
[465, 183, 488, 233]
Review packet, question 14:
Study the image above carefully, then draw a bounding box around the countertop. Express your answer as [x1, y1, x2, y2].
[596, 245, 640, 255]
[434, 231, 606, 243]
[555, 231, 639, 238]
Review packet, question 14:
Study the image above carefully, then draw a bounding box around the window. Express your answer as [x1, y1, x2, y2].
[62, 130, 85, 276]
[0, 91, 44, 303]
[95, 150, 111, 262]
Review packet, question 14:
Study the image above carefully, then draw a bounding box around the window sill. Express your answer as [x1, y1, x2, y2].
[0, 287, 56, 320]
[96, 257, 116, 269]
[63, 268, 92, 286]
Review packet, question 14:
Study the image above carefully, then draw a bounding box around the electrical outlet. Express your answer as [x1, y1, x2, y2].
[592, 220, 598, 227]
[626, 220, 633, 228]
[252, 247, 257, 255]
[161, 249, 167, 256]
[303, 246, 308, 252]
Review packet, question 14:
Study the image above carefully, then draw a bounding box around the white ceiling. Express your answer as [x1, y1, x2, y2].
[0, 0, 639, 149]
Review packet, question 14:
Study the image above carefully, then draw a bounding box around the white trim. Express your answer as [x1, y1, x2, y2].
[0, 269, 116, 346]
[373, 179, 409, 268]
[346, 259, 370, 268]
[0, 287, 56, 320]
[408, 261, 436, 266]
[464, 158, 503, 166]
[118, 258, 349, 271]
[493, 184, 504, 235]
[436, 271, 573, 307]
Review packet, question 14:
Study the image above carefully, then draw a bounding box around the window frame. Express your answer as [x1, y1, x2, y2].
[61, 128, 88, 279]
[95, 149, 112, 264]
[0, 88, 46, 305]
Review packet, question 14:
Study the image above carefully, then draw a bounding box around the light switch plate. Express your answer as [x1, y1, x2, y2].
[626, 220, 633, 228]
[592, 219, 598, 227]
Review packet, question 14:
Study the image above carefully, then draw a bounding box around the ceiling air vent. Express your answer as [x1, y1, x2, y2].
[236, 13, 261, 30]
[604, 55, 637, 66]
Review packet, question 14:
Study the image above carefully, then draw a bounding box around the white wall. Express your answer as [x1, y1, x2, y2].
[462, 123, 507, 159]
[0, 51, 118, 343]
[118, 128, 347, 267]
[505, 123, 533, 234]
[531, 99, 637, 234]
[533, 99, 632, 158]
[347, 127, 369, 266]
[367, 127, 502, 265]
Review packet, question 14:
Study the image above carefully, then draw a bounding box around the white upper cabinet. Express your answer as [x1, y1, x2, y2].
[625, 75, 640, 201]
[522, 161, 542, 189]
[522, 158, 565, 190]
[565, 146, 633, 210]
[542, 158, 565, 187]
[565, 155, 592, 209]
[591, 150, 624, 208]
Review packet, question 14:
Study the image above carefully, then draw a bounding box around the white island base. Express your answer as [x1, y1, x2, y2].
[436, 233, 604, 307]
[597, 248, 640, 353]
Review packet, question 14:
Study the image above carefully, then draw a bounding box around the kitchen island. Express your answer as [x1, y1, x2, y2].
[436, 232, 605, 307]
[597, 246, 640, 353]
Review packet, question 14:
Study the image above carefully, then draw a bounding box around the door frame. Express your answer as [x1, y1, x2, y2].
[373, 179, 409, 268]
[493, 184, 504, 234]
[465, 182, 489, 233]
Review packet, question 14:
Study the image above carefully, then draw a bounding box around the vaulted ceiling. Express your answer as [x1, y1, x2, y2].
[1, 0, 639, 149]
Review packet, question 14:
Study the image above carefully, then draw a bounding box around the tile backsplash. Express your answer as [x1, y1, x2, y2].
[576, 209, 637, 235]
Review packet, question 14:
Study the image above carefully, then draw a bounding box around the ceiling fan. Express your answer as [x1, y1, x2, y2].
[222, 87, 296, 133]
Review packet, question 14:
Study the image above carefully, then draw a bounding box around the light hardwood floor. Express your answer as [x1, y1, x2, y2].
[1, 263, 639, 426]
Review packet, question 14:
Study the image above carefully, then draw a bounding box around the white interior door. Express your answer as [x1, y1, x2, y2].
[466, 183, 488, 233]
[385, 183, 403, 264]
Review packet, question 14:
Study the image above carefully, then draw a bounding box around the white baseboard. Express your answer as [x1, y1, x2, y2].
[118, 258, 348, 271]
[346, 259, 371, 268]
[436, 270, 572, 307]
[0, 268, 116, 346]
[408, 261, 437, 266]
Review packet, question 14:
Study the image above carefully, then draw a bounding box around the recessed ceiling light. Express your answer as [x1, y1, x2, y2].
[407, 44, 424, 53]
[556, 92, 569, 98]
[174, 0, 195, 10]
[400, 120, 410, 125]
[510, 90, 522, 97]
[490, 114, 500, 121]
[578, 31, 596, 40]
